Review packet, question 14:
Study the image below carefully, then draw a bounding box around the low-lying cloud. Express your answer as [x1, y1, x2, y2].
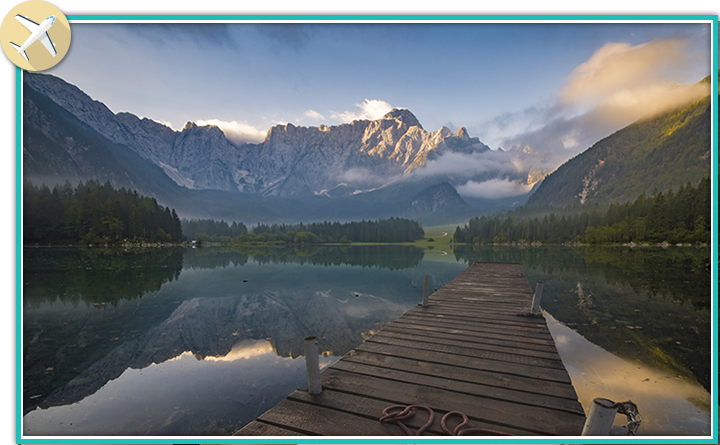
[411, 150, 520, 178]
[457, 178, 534, 199]
[332, 99, 394, 123]
[195, 119, 267, 144]
[338, 167, 400, 188]
[408, 37, 709, 200]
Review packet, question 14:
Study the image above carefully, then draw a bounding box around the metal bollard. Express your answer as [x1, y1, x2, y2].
[304, 336, 322, 395]
[531, 281, 544, 315]
[581, 398, 618, 435]
[422, 275, 430, 307]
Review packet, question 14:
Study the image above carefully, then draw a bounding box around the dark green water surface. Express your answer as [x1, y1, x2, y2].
[22, 245, 712, 436]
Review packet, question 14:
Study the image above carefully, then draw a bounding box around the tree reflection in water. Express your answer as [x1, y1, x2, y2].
[23, 245, 711, 435]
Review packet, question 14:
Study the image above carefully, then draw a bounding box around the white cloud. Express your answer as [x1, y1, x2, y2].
[413, 151, 519, 178]
[332, 99, 393, 122]
[559, 38, 710, 124]
[492, 37, 710, 180]
[195, 119, 267, 144]
[457, 178, 534, 199]
[304, 109, 325, 120]
[337, 167, 400, 188]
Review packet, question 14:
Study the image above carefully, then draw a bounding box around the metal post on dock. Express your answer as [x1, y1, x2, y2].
[531, 281, 544, 315]
[304, 336, 322, 395]
[422, 275, 430, 307]
[581, 398, 618, 435]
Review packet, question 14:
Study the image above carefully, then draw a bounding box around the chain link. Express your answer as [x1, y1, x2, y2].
[614, 400, 642, 436]
[626, 411, 643, 435]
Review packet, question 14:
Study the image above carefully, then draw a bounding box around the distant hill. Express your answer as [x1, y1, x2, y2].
[527, 82, 712, 207]
[407, 182, 468, 216]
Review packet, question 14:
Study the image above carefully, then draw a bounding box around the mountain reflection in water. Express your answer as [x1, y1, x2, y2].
[24, 338, 339, 436]
[23, 245, 711, 436]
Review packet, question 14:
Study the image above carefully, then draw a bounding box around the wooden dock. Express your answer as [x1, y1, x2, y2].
[235, 262, 586, 436]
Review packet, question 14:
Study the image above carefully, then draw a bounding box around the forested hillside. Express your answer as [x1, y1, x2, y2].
[454, 177, 710, 245]
[527, 86, 712, 207]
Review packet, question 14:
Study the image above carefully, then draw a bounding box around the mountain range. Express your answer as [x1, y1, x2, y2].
[22, 73, 536, 223]
[22, 72, 714, 224]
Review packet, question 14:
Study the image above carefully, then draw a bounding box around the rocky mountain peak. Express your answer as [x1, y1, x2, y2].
[453, 127, 471, 140]
[382, 108, 423, 130]
[23, 72, 501, 202]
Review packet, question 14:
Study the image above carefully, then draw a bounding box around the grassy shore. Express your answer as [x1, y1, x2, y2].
[416, 224, 459, 244]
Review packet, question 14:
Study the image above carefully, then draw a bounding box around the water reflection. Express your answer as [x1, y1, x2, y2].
[203, 339, 275, 362]
[453, 245, 711, 390]
[452, 244, 710, 309]
[24, 339, 339, 436]
[27, 288, 412, 414]
[23, 247, 431, 425]
[22, 245, 711, 436]
[546, 313, 710, 436]
[183, 244, 424, 271]
[23, 247, 184, 308]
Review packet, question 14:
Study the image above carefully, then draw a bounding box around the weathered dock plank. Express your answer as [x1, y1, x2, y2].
[233, 421, 308, 436]
[372, 327, 563, 360]
[340, 350, 580, 399]
[318, 369, 582, 435]
[329, 361, 585, 414]
[235, 262, 586, 436]
[363, 335, 566, 369]
[256, 399, 421, 436]
[395, 314, 557, 342]
[354, 341, 573, 382]
[286, 389, 525, 436]
[392, 316, 558, 346]
[384, 320, 555, 345]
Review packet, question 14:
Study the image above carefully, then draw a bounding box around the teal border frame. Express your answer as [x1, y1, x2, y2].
[14, 13, 719, 445]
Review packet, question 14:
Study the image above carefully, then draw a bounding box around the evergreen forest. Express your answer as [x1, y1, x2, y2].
[182, 218, 249, 242]
[24, 180, 183, 245]
[454, 177, 710, 245]
[24, 180, 424, 246]
[248, 219, 425, 243]
[183, 218, 425, 244]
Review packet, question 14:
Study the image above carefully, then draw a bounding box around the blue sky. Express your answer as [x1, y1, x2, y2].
[46, 21, 711, 160]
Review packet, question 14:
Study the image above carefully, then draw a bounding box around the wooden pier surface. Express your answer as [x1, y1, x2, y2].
[236, 262, 586, 436]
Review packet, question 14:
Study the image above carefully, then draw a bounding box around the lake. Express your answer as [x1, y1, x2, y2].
[21, 244, 712, 437]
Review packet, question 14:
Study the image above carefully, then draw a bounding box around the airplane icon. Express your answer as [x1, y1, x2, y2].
[8, 14, 57, 62]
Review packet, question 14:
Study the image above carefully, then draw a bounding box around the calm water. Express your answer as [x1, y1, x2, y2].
[22, 245, 712, 436]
